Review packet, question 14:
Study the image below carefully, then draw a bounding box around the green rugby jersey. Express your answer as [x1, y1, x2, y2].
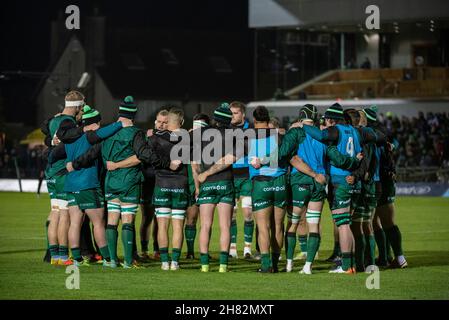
[45, 115, 76, 178]
[102, 126, 143, 194]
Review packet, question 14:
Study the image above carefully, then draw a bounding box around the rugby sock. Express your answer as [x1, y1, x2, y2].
[333, 241, 342, 257]
[271, 252, 280, 271]
[141, 240, 149, 253]
[386, 237, 393, 261]
[306, 233, 321, 263]
[160, 248, 169, 263]
[261, 253, 270, 271]
[106, 224, 118, 262]
[153, 240, 159, 253]
[99, 245, 111, 262]
[132, 224, 138, 257]
[341, 252, 352, 271]
[374, 228, 387, 263]
[45, 220, 50, 249]
[384, 225, 403, 257]
[286, 232, 296, 260]
[200, 252, 209, 266]
[49, 244, 59, 258]
[71, 247, 83, 262]
[367, 234, 376, 266]
[172, 248, 181, 263]
[122, 223, 135, 265]
[244, 220, 254, 245]
[298, 235, 308, 253]
[59, 245, 69, 260]
[354, 235, 366, 272]
[255, 227, 260, 253]
[230, 219, 237, 247]
[185, 224, 197, 254]
[219, 251, 229, 266]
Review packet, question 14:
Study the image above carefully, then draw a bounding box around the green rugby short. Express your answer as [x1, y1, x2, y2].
[251, 175, 287, 211]
[197, 180, 235, 206]
[68, 188, 104, 210]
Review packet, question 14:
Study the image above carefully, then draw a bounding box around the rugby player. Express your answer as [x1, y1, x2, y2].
[184, 113, 211, 259]
[194, 103, 236, 273]
[139, 109, 168, 260]
[280, 105, 362, 274]
[145, 108, 189, 270]
[248, 106, 289, 273]
[229, 101, 254, 259]
[41, 91, 84, 265]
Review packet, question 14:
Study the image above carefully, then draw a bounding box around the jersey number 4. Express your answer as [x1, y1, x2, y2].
[346, 137, 354, 157]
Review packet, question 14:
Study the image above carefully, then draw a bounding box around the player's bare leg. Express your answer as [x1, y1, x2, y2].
[170, 215, 184, 270]
[67, 205, 86, 265]
[285, 206, 306, 272]
[255, 206, 272, 272]
[57, 209, 70, 264]
[376, 203, 407, 268]
[270, 206, 285, 272]
[241, 197, 254, 258]
[300, 201, 323, 274]
[157, 215, 170, 270]
[199, 203, 215, 272]
[85, 207, 111, 266]
[217, 202, 233, 272]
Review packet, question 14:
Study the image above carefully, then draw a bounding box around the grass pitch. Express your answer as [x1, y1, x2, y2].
[0, 191, 448, 300]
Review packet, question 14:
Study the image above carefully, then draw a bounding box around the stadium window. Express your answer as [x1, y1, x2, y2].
[122, 53, 146, 70]
[161, 48, 179, 66]
[208, 56, 232, 73]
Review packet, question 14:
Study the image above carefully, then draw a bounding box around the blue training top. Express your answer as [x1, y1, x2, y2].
[248, 130, 286, 179]
[232, 120, 250, 169]
[329, 124, 362, 177]
[291, 133, 326, 175]
[64, 122, 122, 192]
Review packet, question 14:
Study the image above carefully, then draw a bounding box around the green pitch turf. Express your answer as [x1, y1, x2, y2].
[0, 191, 448, 300]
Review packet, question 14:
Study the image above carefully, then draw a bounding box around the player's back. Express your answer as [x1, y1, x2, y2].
[330, 124, 361, 177]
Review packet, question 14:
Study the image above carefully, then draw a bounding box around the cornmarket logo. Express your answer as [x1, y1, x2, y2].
[338, 199, 351, 205]
[203, 185, 227, 191]
[155, 197, 169, 202]
[263, 186, 285, 192]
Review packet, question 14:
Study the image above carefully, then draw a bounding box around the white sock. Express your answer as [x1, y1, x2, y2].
[287, 259, 293, 268]
[304, 261, 312, 269]
[397, 255, 406, 265]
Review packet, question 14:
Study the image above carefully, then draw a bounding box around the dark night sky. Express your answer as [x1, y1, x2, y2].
[0, 0, 249, 124]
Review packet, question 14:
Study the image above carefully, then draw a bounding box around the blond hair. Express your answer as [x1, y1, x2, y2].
[168, 107, 184, 125]
[65, 90, 85, 102]
[229, 101, 246, 113]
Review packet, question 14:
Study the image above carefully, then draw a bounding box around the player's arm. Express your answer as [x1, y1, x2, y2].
[47, 143, 67, 164]
[71, 143, 102, 170]
[326, 145, 361, 170]
[197, 153, 235, 184]
[278, 127, 305, 161]
[56, 119, 84, 144]
[302, 125, 339, 143]
[290, 155, 327, 185]
[86, 121, 123, 145]
[106, 155, 141, 171]
[132, 130, 179, 170]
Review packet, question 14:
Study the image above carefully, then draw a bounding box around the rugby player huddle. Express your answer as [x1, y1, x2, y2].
[42, 90, 407, 274]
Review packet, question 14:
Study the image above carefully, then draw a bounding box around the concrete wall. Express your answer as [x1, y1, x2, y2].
[356, 33, 380, 69]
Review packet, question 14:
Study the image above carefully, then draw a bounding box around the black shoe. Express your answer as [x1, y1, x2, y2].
[43, 249, 51, 263]
[186, 253, 195, 260]
[257, 267, 273, 273]
[375, 257, 389, 267]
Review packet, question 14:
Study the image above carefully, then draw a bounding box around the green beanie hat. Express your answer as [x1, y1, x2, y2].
[213, 102, 233, 125]
[299, 104, 318, 122]
[324, 103, 344, 120]
[119, 96, 137, 119]
[81, 105, 101, 125]
[363, 105, 378, 123]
